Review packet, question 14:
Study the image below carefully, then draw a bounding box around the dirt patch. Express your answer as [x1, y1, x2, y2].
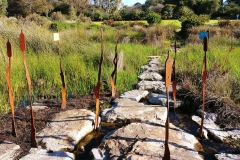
[0, 93, 112, 159]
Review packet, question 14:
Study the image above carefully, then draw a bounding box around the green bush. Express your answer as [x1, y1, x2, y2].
[180, 15, 204, 39]
[145, 12, 162, 25]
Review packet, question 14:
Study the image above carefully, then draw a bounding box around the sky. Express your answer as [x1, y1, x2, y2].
[121, 0, 146, 6]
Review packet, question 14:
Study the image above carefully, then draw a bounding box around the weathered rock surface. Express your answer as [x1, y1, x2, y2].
[119, 90, 149, 102]
[101, 98, 167, 125]
[19, 148, 74, 160]
[192, 115, 240, 142]
[37, 109, 96, 151]
[138, 71, 163, 81]
[215, 153, 240, 160]
[92, 123, 203, 160]
[0, 141, 22, 160]
[148, 93, 182, 108]
[137, 80, 165, 92]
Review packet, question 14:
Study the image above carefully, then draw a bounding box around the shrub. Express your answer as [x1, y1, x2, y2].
[145, 12, 162, 25]
[199, 14, 210, 23]
[180, 15, 204, 39]
[218, 19, 231, 27]
[26, 13, 50, 26]
[51, 12, 66, 22]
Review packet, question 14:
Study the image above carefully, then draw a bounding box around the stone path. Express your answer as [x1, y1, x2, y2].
[1, 56, 239, 159]
[92, 56, 203, 159]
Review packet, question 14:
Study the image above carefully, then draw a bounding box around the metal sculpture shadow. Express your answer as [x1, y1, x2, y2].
[6, 40, 17, 137]
[164, 51, 173, 160]
[110, 31, 120, 98]
[20, 30, 38, 147]
[94, 28, 104, 130]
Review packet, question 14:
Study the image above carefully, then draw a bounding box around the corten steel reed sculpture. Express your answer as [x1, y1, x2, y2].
[199, 34, 208, 138]
[20, 30, 38, 147]
[172, 41, 177, 111]
[54, 32, 66, 109]
[94, 28, 104, 130]
[164, 51, 173, 160]
[6, 40, 17, 137]
[110, 31, 120, 98]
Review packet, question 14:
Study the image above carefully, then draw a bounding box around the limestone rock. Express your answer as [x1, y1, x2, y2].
[215, 153, 240, 160]
[138, 71, 163, 81]
[37, 109, 96, 151]
[191, 115, 240, 142]
[120, 90, 149, 102]
[0, 141, 22, 160]
[19, 148, 74, 160]
[148, 93, 182, 108]
[137, 80, 165, 92]
[101, 101, 167, 125]
[92, 123, 203, 160]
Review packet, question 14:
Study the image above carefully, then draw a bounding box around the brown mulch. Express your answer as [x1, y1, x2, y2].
[0, 93, 112, 159]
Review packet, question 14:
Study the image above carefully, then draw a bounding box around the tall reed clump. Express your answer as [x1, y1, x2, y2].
[176, 26, 240, 108]
[0, 18, 160, 117]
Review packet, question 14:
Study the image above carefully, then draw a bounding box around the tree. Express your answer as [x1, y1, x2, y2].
[93, 0, 122, 13]
[196, 0, 221, 15]
[7, 0, 32, 17]
[65, 0, 91, 15]
[32, 0, 53, 17]
[0, 0, 7, 15]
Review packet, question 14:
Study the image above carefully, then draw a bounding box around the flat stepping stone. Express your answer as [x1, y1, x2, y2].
[37, 109, 96, 151]
[120, 90, 149, 102]
[101, 98, 167, 125]
[192, 115, 240, 142]
[148, 93, 182, 108]
[137, 80, 166, 92]
[19, 148, 74, 160]
[141, 64, 164, 72]
[138, 71, 163, 81]
[91, 123, 203, 160]
[0, 141, 22, 160]
[215, 153, 240, 160]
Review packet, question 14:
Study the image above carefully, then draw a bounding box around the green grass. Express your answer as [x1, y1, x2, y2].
[0, 18, 239, 117]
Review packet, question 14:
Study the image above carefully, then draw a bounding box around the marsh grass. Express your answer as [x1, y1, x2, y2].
[0, 19, 160, 116]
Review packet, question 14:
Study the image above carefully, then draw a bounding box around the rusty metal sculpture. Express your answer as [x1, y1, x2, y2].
[172, 41, 177, 111]
[6, 40, 17, 137]
[20, 30, 38, 147]
[164, 51, 173, 160]
[94, 28, 104, 130]
[199, 35, 208, 138]
[110, 31, 120, 98]
[54, 32, 66, 109]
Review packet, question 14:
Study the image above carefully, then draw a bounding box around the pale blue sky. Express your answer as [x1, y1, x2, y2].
[121, 0, 146, 6]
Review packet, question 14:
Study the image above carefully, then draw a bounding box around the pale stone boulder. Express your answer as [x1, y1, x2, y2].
[0, 141, 22, 160]
[101, 98, 167, 124]
[19, 148, 74, 160]
[192, 115, 240, 142]
[138, 71, 163, 81]
[137, 80, 166, 92]
[92, 123, 203, 160]
[148, 93, 182, 108]
[120, 90, 149, 102]
[215, 153, 240, 160]
[37, 109, 97, 151]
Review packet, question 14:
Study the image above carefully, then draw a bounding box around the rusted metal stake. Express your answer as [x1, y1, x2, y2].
[54, 32, 66, 109]
[172, 40, 177, 112]
[94, 28, 104, 130]
[20, 30, 38, 147]
[200, 36, 208, 138]
[164, 51, 173, 160]
[110, 31, 120, 98]
[6, 40, 17, 137]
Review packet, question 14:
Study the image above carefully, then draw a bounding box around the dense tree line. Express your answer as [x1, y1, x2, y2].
[0, 0, 239, 21]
